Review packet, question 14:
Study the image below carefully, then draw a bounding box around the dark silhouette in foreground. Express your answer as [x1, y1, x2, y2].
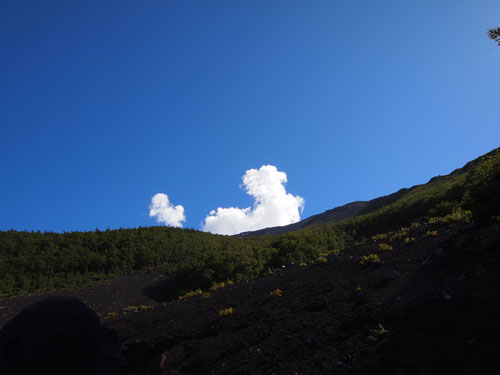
[0, 296, 124, 375]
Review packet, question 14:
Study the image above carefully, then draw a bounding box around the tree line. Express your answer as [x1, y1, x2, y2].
[1, 149, 498, 297]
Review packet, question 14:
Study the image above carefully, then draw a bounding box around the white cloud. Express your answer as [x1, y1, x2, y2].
[202, 165, 304, 235]
[149, 193, 186, 227]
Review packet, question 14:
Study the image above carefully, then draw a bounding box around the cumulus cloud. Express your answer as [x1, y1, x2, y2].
[202, 165, 304, 235]
[149, 193, 186, 227]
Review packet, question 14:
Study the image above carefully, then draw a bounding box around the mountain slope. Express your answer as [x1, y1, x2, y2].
[239, 147, 499, 237]
[1, 147, 499, 301]
[3, 218, 497, 374]
[237, 201, 369, 237]
[1, 147, 499, 374]
[117, 220, 500, 374]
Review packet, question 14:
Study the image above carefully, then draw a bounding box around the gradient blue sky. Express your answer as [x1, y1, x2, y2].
[1, 0, 499, 232]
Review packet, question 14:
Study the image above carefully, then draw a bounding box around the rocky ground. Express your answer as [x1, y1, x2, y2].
[1, 220, 499, 374]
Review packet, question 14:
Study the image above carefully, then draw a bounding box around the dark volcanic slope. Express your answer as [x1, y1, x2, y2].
[0, 270, 167, 327]
[1, 220, 499, 374]
[115, 220, 500, 375]
[237, 201, 369, 237]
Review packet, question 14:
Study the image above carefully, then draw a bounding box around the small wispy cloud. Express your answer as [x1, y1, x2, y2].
[202, 165, 304, 235]
[149, 193, 186, 227]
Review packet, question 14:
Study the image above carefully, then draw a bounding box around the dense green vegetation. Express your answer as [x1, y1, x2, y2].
[0, 224, 349, 297]
[1, 148, 499, 298]
[462, 150, 500, 221]
[0, 228, 273, 296]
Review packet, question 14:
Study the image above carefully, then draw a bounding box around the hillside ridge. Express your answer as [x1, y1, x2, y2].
[237, 147, 499, 237]
[1, 146, 499, 373]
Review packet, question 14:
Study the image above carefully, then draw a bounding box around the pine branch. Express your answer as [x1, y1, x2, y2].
[488, 27, 500, 46]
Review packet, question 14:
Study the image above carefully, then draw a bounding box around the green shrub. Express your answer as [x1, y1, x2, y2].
[314, 256, 327, 264]
[404, 237, 415, 244]
[360, 254, 381, 264]
[378, 243, 393, 251]
[270, 289, 283, 297]
[209, 280, 234, 291]
[428, 201, 459, 217]
[122, 305, 152, 313]
[263, 267, 279, 275]
[463, 150, 500, 221]
[371, 233, 389, 241]
[219, 307, 235, 316]
[328, 249, 341, 255]
[178, 289, 203, 300]
[428, 208, 472, 224]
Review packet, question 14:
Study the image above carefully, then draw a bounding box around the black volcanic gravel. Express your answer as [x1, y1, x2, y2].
[1, 221, 500, 374]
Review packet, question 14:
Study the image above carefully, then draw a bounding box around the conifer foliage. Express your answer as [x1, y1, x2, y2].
[488, 27, 500, 46]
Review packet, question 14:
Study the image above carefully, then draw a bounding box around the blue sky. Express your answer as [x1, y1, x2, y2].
[1, 0, 499, 233]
